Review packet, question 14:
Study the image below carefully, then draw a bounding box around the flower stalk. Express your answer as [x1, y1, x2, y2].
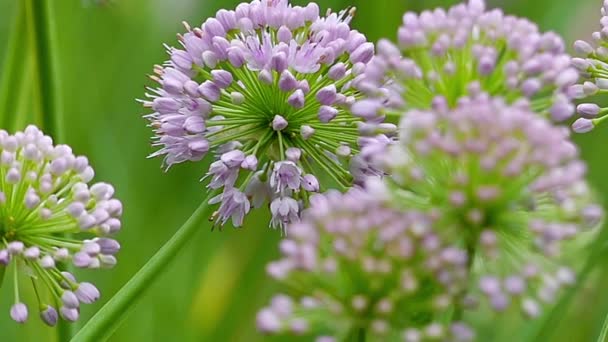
[72, 192, 216, 342]
[0, 1, 27, 131]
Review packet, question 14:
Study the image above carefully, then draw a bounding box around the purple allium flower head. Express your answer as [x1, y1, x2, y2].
[0, 125, 123, 325]
[379, 95, 602, 317]
[356, 0, 577, 122]
[569, 1, 608, 132]
[258, 187, 472, 340]
[142, 0, 388, 229]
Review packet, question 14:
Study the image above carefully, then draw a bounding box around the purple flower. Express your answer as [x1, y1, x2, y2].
[210, 188, 251, 227]
[381, 95, 602, 316]
[270, 161, 302, 192]
[270, 197, 300, 231]
[258, 188, 472, 340]
[142, 0, 386, 229]
[0, 125, 123, 326]
[569, 1, 608, 132]
[357, 0, 577, 122]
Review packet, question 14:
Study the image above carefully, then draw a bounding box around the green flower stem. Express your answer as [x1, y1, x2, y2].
[358, 327, 366, 342]
[27, 1, 69, 340]
[0, 266, 5, 289]
[0, 1, 27, 130]
[72, 193, 217, 342]
[28, 0, 62, 137]
[598, 310, 608, 342]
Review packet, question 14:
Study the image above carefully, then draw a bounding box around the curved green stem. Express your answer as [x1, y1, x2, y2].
[71, 193, 216, 342]
[598, 310, 608, 342]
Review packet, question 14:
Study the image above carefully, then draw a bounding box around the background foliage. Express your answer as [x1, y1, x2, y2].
[0, 0, 606, 341]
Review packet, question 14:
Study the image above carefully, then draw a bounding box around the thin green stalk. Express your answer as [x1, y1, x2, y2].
[358, 327, 366, 342]
[28, 2, 68, 339]
[72, 193, 217, 342]
[29, 0, 63, 137]
[598, 311, 608, 342]
[0, 1, 27, 130]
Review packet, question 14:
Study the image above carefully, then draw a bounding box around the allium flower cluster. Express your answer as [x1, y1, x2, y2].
[378, 95, 601, 317]
[257, 187, 473, 341]
[353, 0, 578, 122]
[0, 126, 122, 325]
[143, 0, 390, 230]
[571, 0, 608, 133]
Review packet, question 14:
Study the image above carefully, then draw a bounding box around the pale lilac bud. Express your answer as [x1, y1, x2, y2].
[583, 81, 599, 95]
[279, 70, 298, 91]
[272, 115, 288, 131]
[257, 309, 281, 333]
[277, 26, 292, 43]
[270, 52, 288, 72]
[60, 307, 79, 322]
[350, 42, 375, 64]
[300, 125, 315, 139]
[40, 306, 58, 327]
[572, 118, 595, 133]
[302, 174, 319, 192]
[75, 282, 100, 304]
[198, 81, 221, 102]
[73, 251, 92, 268]
[7, 241, 24, 254]
[221, 150, 246, 168]
[316, 85, 337, 105]
[23, 246, 40, 260]
[95, 238, 121, 255]
[241, 155, 258, 170]
[0, 250, 10, 265]
[10, 303, 28, 323]
[285, 148, 301, 162]
[577, 103, 601, 118]
[328, 63, 347, 80]
[40, 255, 55, 269]
[259, 69, 273, 84]
[202, 51, 218, 68]
[318, 106, 338, 123]
[230, 91, 245, 104]
[571, 58, 590, 71]
[288, 90, 305, 109]
[211, 70, 233, 88]
[352, 100, 382, 118]
[298, 80, 310, 94]
[227, 48, 245, 67]
[62, 291, 80, 309]
[574, 40, 594, 56]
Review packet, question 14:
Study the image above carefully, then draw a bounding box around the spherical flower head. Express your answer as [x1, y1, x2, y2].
[258, 188, 472, 340]
[142, 0, 389, 229]
[379, 95, 602, 317]
[355, 0, 577, 122]
[0, 125, 123, 325]
[569, 1, 608, 132]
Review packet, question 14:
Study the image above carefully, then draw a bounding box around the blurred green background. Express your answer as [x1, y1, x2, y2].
[0, 0, 607, 341]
